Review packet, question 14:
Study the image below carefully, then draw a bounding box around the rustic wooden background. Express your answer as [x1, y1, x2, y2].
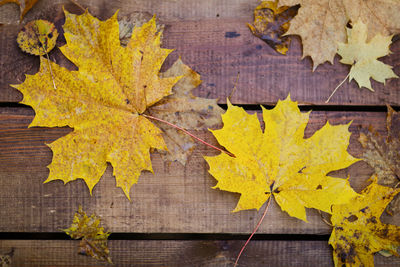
[1, 0, 400, 266]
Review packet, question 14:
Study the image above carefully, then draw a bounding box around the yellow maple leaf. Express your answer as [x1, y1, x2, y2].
[329, 177, 400, 267]
[338, 20, 398, 91]
[204, 95, 359, 221]
[279, 0, 400, 69]
[12, 10, 181, 199]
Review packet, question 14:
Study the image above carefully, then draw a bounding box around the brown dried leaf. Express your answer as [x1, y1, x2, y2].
[359, 106, 400, 215]
[248, 0, 299, 55]
[64, 206, 111, 263]
[148, 58, 223, 164]
[279, 0, 400, 69]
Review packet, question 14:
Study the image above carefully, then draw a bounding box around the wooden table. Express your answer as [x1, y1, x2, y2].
[1, 0, 399, 266]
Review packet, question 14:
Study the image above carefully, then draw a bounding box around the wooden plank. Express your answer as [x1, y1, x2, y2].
[1, 239, 400, 266]
[0, 107, 399, 234]
[1, 0, 399, 105]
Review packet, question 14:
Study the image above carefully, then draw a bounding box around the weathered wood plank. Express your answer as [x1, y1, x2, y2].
[0, 108, 399, 233]
[0, 239, 399, 266]
[1, 0, 399, 105]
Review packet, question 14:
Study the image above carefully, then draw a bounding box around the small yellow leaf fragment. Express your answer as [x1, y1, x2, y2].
[205, 95, 359, 221]
[17, 19, 58, 56]
[0, 0, 38, 21]
[329, 178, 400, 267]
[248, 0, 299, 54]
[337, 20, 398, 91]
[64, 206, 112, 263]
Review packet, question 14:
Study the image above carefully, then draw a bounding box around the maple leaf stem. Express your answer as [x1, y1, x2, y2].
[69, 0, 86, 12]
[32, 22, 57, 90]
[228, 71, 240, 101]
[234, 196, 272, 267]
[325, 73, 350, 103]
[317, 210, 333, 227]
[44, 52, 57, 90]
[142, 114, 235, 158]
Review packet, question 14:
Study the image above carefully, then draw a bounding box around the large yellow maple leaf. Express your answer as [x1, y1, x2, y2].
[12, 10, 181, 199]
[279, 0, 400, 69]
[329, 177, 400, 267]
[204, 96, 359, 221]
[337, 20, 398, 91]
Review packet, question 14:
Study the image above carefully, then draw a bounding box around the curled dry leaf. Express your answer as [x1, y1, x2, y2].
[17, 19, 58, 55]
[0, 0, 38, 21]
[64, 206, 111, 263]
[329, 177, 400, 267]
[248, 0, 299, 55]
[338, 20, 398, 91]
[359, 106, 400, 215]
[205, 95, 359, 221]
[148, 58, 223, 164]
[279, 0, 400, 69]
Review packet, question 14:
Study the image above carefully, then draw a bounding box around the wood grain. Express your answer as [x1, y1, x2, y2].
[0, 0, 399, 105]
[1, 239, 400, 266]
[1, 1, 400, 265]
[1, 108, 399, 234]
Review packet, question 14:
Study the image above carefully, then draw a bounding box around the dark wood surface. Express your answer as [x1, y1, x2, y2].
[1, 0, 400, 105]
[1, 240, 400, 267]
[1, 0, 400, 266]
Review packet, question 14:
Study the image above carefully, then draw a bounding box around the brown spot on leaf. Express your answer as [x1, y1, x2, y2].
[366, 216, 377, 224]
[360, 207, 369, 213]
[379, 227, 389, 237]
[353, 231, 361, 239]
[347, 215, 358, 222]
[336, 244, 356, 264]
[298, 166, 306, 173]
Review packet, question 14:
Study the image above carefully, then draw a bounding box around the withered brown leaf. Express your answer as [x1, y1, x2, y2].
[359, 106, 400, 215]
[248, 0, 299, 55]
